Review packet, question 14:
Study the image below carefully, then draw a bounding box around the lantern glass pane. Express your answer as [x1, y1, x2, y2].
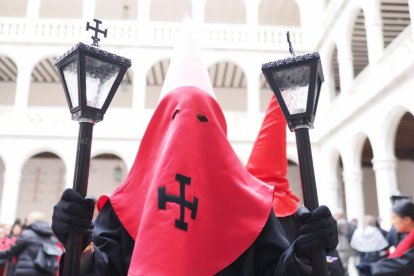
[85, 56, 121, 109]
[272, 65, 311, 115]
[62, 60, 79, 108]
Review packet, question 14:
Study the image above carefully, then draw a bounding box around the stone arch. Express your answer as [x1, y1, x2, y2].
[204, 0, 246, 24]
[96, 0, 138, 20]
[381, 0, 410, 48]
[382, 105, 410, 158]
[0, 55, 18, 105]
[89, 153, 128, 198]
[258, 0, 300, 26]
[393, 112, 414, 199]
[39, 0, 82, 18]
[145, 58, 170, 108]
[207, 60, 247, 111]
[28, 56, 66, 107]
[349, 131, 370, 168]
[17, 152, 66, 223]
[150, 0, 191, 21]
[319, 40, 338, 102]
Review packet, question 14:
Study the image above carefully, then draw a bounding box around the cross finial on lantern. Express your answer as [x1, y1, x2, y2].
[86, 19, 107, 47]
[286, 31, 296, 56]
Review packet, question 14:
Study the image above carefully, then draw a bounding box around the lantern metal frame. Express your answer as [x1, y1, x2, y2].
[262, 52, 324, 131]
[56, 42, 131, 122]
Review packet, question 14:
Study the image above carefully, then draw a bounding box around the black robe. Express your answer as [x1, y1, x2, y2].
[83, 201, 311, 276]
[370, 247, 414, 276]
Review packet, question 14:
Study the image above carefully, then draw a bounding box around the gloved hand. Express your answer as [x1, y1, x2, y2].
[52, 189, 95, 247]
[294, 205, 338, 259]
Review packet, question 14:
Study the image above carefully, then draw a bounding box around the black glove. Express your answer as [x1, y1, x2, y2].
[52, 188, 95, 247]
[294, 205, 338, 258]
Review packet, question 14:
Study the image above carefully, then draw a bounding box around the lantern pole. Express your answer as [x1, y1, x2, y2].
[262, 32, 329, 276]
[55, 18, 131, 276]
[63, 119, 94, 276]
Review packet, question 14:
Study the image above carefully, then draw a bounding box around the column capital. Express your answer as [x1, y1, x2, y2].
[372, 158, 397, 171]
[342, 170, 362, 183]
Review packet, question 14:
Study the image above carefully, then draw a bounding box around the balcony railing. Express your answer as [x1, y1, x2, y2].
[0, 17, 305, 51]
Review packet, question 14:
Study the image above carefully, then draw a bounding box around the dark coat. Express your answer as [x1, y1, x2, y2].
[76, 200, 311, 276]
[0, 221, 58, 276]
[371, 247, 414, 276]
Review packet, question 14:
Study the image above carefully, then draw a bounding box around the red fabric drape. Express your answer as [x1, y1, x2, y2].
[246, 96, 299, 217]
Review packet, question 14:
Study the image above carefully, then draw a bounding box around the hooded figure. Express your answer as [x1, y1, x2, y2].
[245, 96, 345, 276]
[245, 96, 300, 218]
[52, 18, 338, 276]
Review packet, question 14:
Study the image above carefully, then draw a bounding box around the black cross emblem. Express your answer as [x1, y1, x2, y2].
[86, 19, 108, 47]
[158, 174, 198, 231]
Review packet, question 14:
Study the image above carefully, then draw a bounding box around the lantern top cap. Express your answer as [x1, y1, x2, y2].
[262, 52, 321, 71]
[55, 42, 131, 67]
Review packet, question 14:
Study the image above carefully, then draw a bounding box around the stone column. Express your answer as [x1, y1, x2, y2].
[243, 0, 259, 43]
[294, 0, 325, 48]
[82, 0, 96, 21]
[321, 178, 342, 212]
[0, 159, 23, 225]
[138, 0, 150, 22]
[243, 0, 259, 26]
[131, 60, 147, 112]
[245, 66, 260, 119]
[26, 0, 41, 19]
[13, 57, 35, 110]
[364, 1, 384, 63]
[337, 36, 354, 92]
[372, 158, 399, 229]
[408, 0, 414, 39]
[342, 170, 365, 223]
[192, 0, 207, 25]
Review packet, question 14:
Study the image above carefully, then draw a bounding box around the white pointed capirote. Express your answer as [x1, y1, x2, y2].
[159, 16, 215, 101]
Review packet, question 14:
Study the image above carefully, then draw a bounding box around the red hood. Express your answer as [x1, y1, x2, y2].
[98, 87, 273, 276]
[246, 96, 299, 217]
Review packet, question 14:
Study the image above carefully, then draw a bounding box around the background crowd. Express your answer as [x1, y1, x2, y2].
[335, 197, 414, 276]
[0, 197, 413, 275]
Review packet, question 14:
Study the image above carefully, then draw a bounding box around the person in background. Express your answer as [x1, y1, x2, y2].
[366, 199, 414, 276]
[348, 218, 358, 236]
[386, 196, 411, 249]
[3, 218, 23, 275]
[0, 225, 8, 275]
[334, 211, 357, 276]
[351, 215, 389, 276]
[9, 219, 22, 239]
[0, 212, 60, 276]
